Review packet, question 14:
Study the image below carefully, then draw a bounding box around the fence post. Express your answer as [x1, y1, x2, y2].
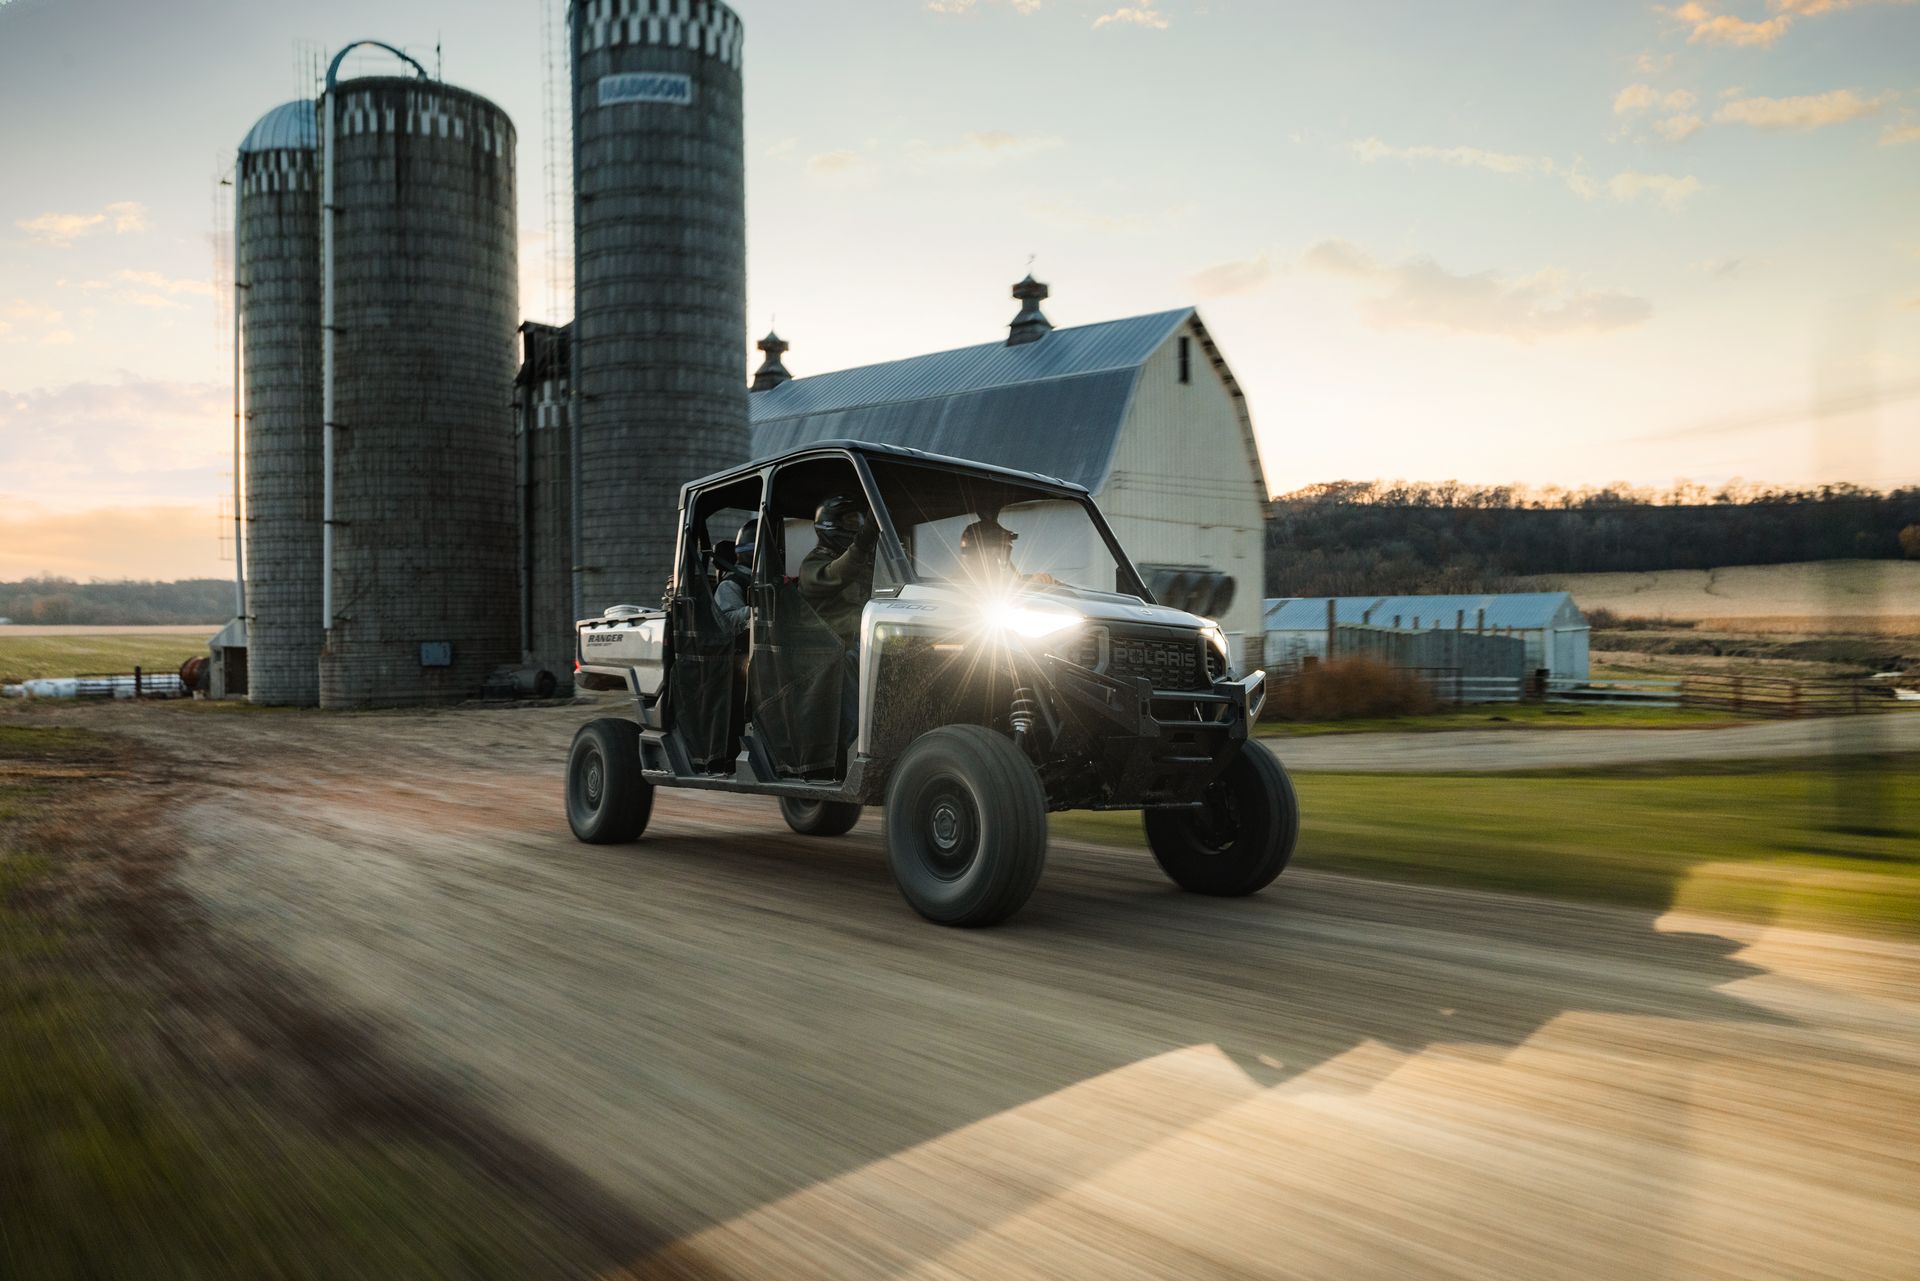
[1325, 598, 1336, 661]
[1477, 607, 1486, 634]
[134, 665, 142, 699]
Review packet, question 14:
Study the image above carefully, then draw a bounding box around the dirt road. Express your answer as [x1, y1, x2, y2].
[37, 701, 1920, 1278]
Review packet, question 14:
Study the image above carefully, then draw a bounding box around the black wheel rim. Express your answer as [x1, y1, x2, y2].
[576, 746, 605, 815]
[1192, 781, 1240, 854]
[919, 779, 979, 881]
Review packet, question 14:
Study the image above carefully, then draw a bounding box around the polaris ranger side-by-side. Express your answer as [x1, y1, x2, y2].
[566, 440, 1297, 926]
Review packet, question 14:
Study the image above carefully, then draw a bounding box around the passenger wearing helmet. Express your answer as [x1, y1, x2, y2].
[800, 493, 879, 752]
[713, 517, 756, 635]
[958, 517, 1059, 587]
[799, 494, 879, 646]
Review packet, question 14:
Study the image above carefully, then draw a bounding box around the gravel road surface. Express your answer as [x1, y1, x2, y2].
[36, 701, 1920, 1279]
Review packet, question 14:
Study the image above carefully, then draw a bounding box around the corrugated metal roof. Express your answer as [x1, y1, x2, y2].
[239, 100, 317, 154]
[1263, 593, 1583, 632]
[748, 309, 1192, 490]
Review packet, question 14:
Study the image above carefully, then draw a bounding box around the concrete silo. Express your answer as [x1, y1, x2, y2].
[316, 53, 522, 708]
[237, 101, 323, 706]
[571, 0, 748, 615]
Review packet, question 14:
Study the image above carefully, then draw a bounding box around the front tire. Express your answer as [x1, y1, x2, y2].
[566, 718, 653, 844]
[779, 797, 864, 837]
[884, 726, 1047, 927]
[1144, 743, 1297, 896]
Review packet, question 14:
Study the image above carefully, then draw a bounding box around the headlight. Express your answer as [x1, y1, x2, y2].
[1199, 623, 1228, 654]
[987, 602, 1082, 639]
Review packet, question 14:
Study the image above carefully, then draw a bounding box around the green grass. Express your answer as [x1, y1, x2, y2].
[1059, 757, 1920, 938]
[0, 634, 207, 684]
[1257, 703, 1754, 737]
[0, 727, 606, 1280]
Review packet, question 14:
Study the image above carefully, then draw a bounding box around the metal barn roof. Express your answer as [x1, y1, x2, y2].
[1263, 593, 1584, 632]
[239, 100, 317, 154]
[748, 309, 1194, 491]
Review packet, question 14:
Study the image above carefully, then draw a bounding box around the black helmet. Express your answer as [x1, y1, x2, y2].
[960, 518, 1016, 564]
[733, 517, 758, 566]
[814, 494, 868, 553]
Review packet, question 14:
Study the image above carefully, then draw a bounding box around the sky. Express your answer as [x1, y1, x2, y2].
[0, 0, 1916, 580]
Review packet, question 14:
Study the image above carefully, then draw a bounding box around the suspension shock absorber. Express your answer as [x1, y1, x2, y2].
[1010, 686, 1038, 746]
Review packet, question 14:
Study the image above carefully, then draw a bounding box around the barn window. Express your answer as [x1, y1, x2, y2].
[1178, 336, 1192, 384]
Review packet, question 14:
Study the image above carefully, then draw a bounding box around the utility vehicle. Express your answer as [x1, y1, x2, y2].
[566, 440, 1297, 926]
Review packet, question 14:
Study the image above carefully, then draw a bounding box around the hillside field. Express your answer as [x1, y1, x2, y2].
[1533, 561, 1920, 629]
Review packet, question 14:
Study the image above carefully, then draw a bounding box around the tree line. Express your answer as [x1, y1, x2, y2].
[1264, 481, 1920, 598]
[0, 578, 235, 626]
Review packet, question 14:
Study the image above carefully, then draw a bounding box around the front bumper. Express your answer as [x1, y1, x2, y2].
[1038, 654, 1265, 807]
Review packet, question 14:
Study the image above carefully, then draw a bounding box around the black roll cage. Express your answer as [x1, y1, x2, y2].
[671, 441, 1157, 604]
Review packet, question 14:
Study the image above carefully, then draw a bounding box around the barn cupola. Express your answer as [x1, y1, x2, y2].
[751, 330, 792, 391]
[1006, 274, 1053, 346]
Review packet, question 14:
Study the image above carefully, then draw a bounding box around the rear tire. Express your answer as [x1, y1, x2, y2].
[885, 725, 1047, 927]
[1144, 742, 1297, 896]
[780, 797, 864, 836]
[566, 718, 653, 844]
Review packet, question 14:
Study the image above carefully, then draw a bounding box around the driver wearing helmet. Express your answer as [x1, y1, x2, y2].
[958, 517, 1058, 587]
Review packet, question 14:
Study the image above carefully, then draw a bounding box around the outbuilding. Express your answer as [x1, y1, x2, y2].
[748, 278, 1271, 667]
[1263, 592, 1591, 681]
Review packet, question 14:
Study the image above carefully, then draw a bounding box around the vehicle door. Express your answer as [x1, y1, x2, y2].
[667, 476, 761, 772]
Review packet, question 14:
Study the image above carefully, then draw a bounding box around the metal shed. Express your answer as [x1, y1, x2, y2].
[1263, 592, 1590, 681]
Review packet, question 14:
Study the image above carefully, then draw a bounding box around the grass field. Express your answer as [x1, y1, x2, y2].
[1533, 560, 1920, 623]
[1060, 757, 1920, 938]
[0, 726, 608, 1278]
[0, 634, 207, 684]
[1258, 704, 1748, 737]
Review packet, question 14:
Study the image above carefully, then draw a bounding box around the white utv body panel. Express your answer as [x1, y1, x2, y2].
[576, 605, 668, 697]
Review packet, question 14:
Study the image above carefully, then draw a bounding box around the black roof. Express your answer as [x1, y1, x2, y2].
[680, 438, 1090, 503]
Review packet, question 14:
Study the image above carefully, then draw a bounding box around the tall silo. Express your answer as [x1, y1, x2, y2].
[316, 63, 521, 708]
[237, 101, 323, 706]
[571, 0, 748, 615]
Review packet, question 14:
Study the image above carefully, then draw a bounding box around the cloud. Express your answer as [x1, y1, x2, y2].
[926, 0, 1042, 13]
[906, 130, 1065, 168]
[1654, 113, 1705, 141]
[1714, 89, 1892, 130]
[1662, 2, 1793, 45]
[1614, 84, 1697, 115]
[1186, 256, 1275, 299]
[117, 270, 213, 298]
[1351, 137, 1552, 175]
[1092, 6, 1168, 28]
[805, 150, 865, 177]
[15, 201, 148, 247]
[0, 376, 229, 509]
[1302, 240, 1652, 341]
[1690, 256, 1745, 277]
[1028, 199, 1154, 235]
[1660, 0, 1916, 47]
[1607, 171, 1704, 209]
[1635, 50, 1677, 74]
[1350, 140, 1702, 210]
[1880, 122, 1920, 144]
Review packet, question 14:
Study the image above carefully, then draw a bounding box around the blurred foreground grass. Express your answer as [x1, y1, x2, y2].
[1258, 703, 1753, 736]
[1061, 756, 1920, 938]
[0, 726, 605, 1280]
[0, 634, 206, 684]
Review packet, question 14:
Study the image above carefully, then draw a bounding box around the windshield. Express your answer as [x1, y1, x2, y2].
[865, 458, 1142, 599]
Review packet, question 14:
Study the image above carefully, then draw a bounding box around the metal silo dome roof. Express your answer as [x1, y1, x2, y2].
[238, 101, 316, 154]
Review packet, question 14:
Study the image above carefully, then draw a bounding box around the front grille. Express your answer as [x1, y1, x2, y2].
[1072, 627, 1209, 691]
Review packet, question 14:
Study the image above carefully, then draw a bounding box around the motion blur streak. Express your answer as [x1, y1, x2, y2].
[30, 699, 1908, 1281]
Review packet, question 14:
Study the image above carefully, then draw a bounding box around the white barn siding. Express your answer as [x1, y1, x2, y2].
[1099, 322, 1267, 664]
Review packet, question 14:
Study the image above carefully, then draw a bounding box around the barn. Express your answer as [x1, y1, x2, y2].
[1262, 592, 1591, 682]
[748, 277, 1272, 667]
